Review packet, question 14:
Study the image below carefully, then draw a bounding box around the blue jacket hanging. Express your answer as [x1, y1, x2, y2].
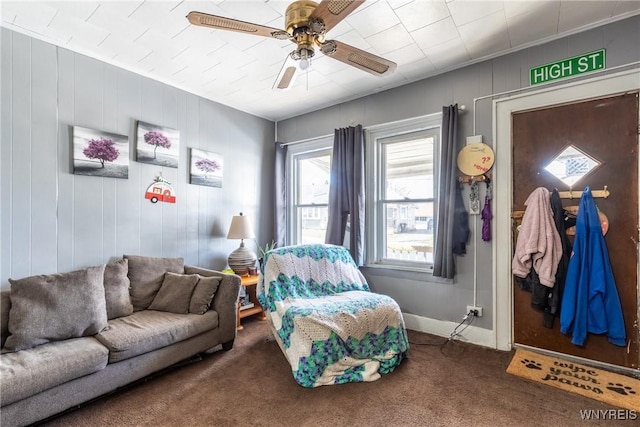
[559, 187, 626, 347]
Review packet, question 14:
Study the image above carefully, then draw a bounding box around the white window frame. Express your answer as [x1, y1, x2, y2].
[365, 113, 442, 272]
[286, 136, 333, 245]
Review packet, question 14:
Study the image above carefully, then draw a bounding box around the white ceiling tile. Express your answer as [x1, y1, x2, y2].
[128, 1, 190, 39]
[217, 29, 267, 52]
[172, 25, 219, 50]
[149, 59, 188, 79]
[47, 11, 109, 48]
[506, 4, 560, 48]
[388, 0, 414, 9]
[347, 0, 400, 38]
[385, 43, 427, 66]
[171, 1, 228, 18]
[328, 19, 355, 38]
[87, 6, 147, 42]
[249, 39, 295, 66]
[558, 1, 618, 33]
[328, 29, 372, 51]
[265, 1, 291, 16]
[209, 43, 255, 69]
[3, 1, 58, 34]
[457, 11, 510, 52]
[447, 0, 504, 26]
[1, 9, 17, 24]
[503, 0, 559, 19]
[108, 38, 153, 63]
[399, 57, 436, 80]
[94, 1, 144, 19]
[422, 37, 470, 70]
[327, 65, 374, 85]
[395, 0, 450, 32]
[45, 1, 99, 21]
[131, 33, 183, 61]
[2, 0, 637, 121]
[366, 23, 415, 54]
[312, 54, 351, 76]
[218, 0, 282, 24]
[410, 17, 459, 50]
[614, 0, 640, 15]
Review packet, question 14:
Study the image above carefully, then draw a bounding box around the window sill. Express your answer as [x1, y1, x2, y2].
[360, 264, 453, 284]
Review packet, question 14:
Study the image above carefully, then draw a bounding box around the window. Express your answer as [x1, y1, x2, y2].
[287, 137, 333, 245]
[366, 115, 441, 271]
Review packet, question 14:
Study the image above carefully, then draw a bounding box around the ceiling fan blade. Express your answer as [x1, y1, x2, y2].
[320, 40, 397, 76]
[308, 0, 365, 33]
[273, 52, 299, 91]
[187, 11, 290, 40]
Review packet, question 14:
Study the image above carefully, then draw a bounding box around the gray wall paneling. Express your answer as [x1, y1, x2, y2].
[0, 28, 275, 290]
[9, 31, 32, 280]
[0, 28, 10, 288]
[277, 15, 640, 331]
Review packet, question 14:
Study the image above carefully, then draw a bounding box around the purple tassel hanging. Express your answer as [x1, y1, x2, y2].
[481, 180, 492, 241]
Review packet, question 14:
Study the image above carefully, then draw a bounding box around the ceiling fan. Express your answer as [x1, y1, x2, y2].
[186, 0, 397, 90]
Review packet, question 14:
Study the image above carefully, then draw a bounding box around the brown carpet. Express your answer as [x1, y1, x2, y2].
[41, 319, 621, 427]
[507, 348, 640, 412]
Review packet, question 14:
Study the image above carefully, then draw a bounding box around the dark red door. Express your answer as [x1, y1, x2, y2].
[512, 93, 639, 369]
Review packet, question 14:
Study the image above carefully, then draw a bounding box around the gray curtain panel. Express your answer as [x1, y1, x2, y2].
[325, 125, 365, 266]
[433, 105, 459, 279]
[274, 143, 287, 248]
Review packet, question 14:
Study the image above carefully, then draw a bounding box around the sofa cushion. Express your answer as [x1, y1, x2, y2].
[104, 258, 133, 319]
[4, 265, 108, 352]
[148, 272, 199, 314]
[0, 336, 109, 406]
[189, 275, 221, 314]
[125, 255, 184, 311]
[95, 310, 218, 363]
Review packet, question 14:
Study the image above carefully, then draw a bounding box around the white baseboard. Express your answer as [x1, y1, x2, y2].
[403, 313, 497, 349]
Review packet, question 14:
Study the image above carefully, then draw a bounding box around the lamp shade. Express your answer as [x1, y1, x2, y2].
[227, 213, 255, 240]
[227, 212, 256, 275]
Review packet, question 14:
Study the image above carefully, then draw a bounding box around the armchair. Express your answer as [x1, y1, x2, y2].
[257, 244, 408, 387]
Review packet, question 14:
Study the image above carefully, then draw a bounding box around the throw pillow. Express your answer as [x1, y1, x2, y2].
[189, 275, 221, 314]
[148, 272, 199, 314]
[4, 265, 108, 352]
[125, 255, 184, 311]
[104, 258, 133, 320]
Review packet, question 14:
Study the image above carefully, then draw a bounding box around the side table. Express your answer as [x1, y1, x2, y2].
[237, 275, 267, 330]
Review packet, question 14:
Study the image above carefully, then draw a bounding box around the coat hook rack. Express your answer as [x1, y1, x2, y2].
[557, 185, 610, 200]
[458, 172, 491, 185]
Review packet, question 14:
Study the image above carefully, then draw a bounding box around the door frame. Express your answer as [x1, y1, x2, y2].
[493, 69, 640, 352]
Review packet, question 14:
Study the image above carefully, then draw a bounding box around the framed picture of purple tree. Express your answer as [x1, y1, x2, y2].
[135, 121, 179, 168]
[189, 148, 223, 188]
[73, 126, 129, 179]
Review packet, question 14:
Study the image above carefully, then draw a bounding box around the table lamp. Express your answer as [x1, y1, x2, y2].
[227, 212, 257, 276]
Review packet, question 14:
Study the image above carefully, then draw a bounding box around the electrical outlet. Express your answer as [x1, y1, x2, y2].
[466, 305, 483, 317]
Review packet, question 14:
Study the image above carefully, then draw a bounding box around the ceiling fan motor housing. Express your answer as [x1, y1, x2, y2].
[286, 1, 322, 60]
[285, 0, 318, 34]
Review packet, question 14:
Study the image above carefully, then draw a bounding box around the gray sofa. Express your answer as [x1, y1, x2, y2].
[0, 255, 241, 427]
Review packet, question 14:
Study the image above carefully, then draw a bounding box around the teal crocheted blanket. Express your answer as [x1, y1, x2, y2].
[258, 244, 408, 388]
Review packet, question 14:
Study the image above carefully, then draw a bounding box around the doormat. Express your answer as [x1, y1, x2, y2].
[507, 349, 640, 411]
